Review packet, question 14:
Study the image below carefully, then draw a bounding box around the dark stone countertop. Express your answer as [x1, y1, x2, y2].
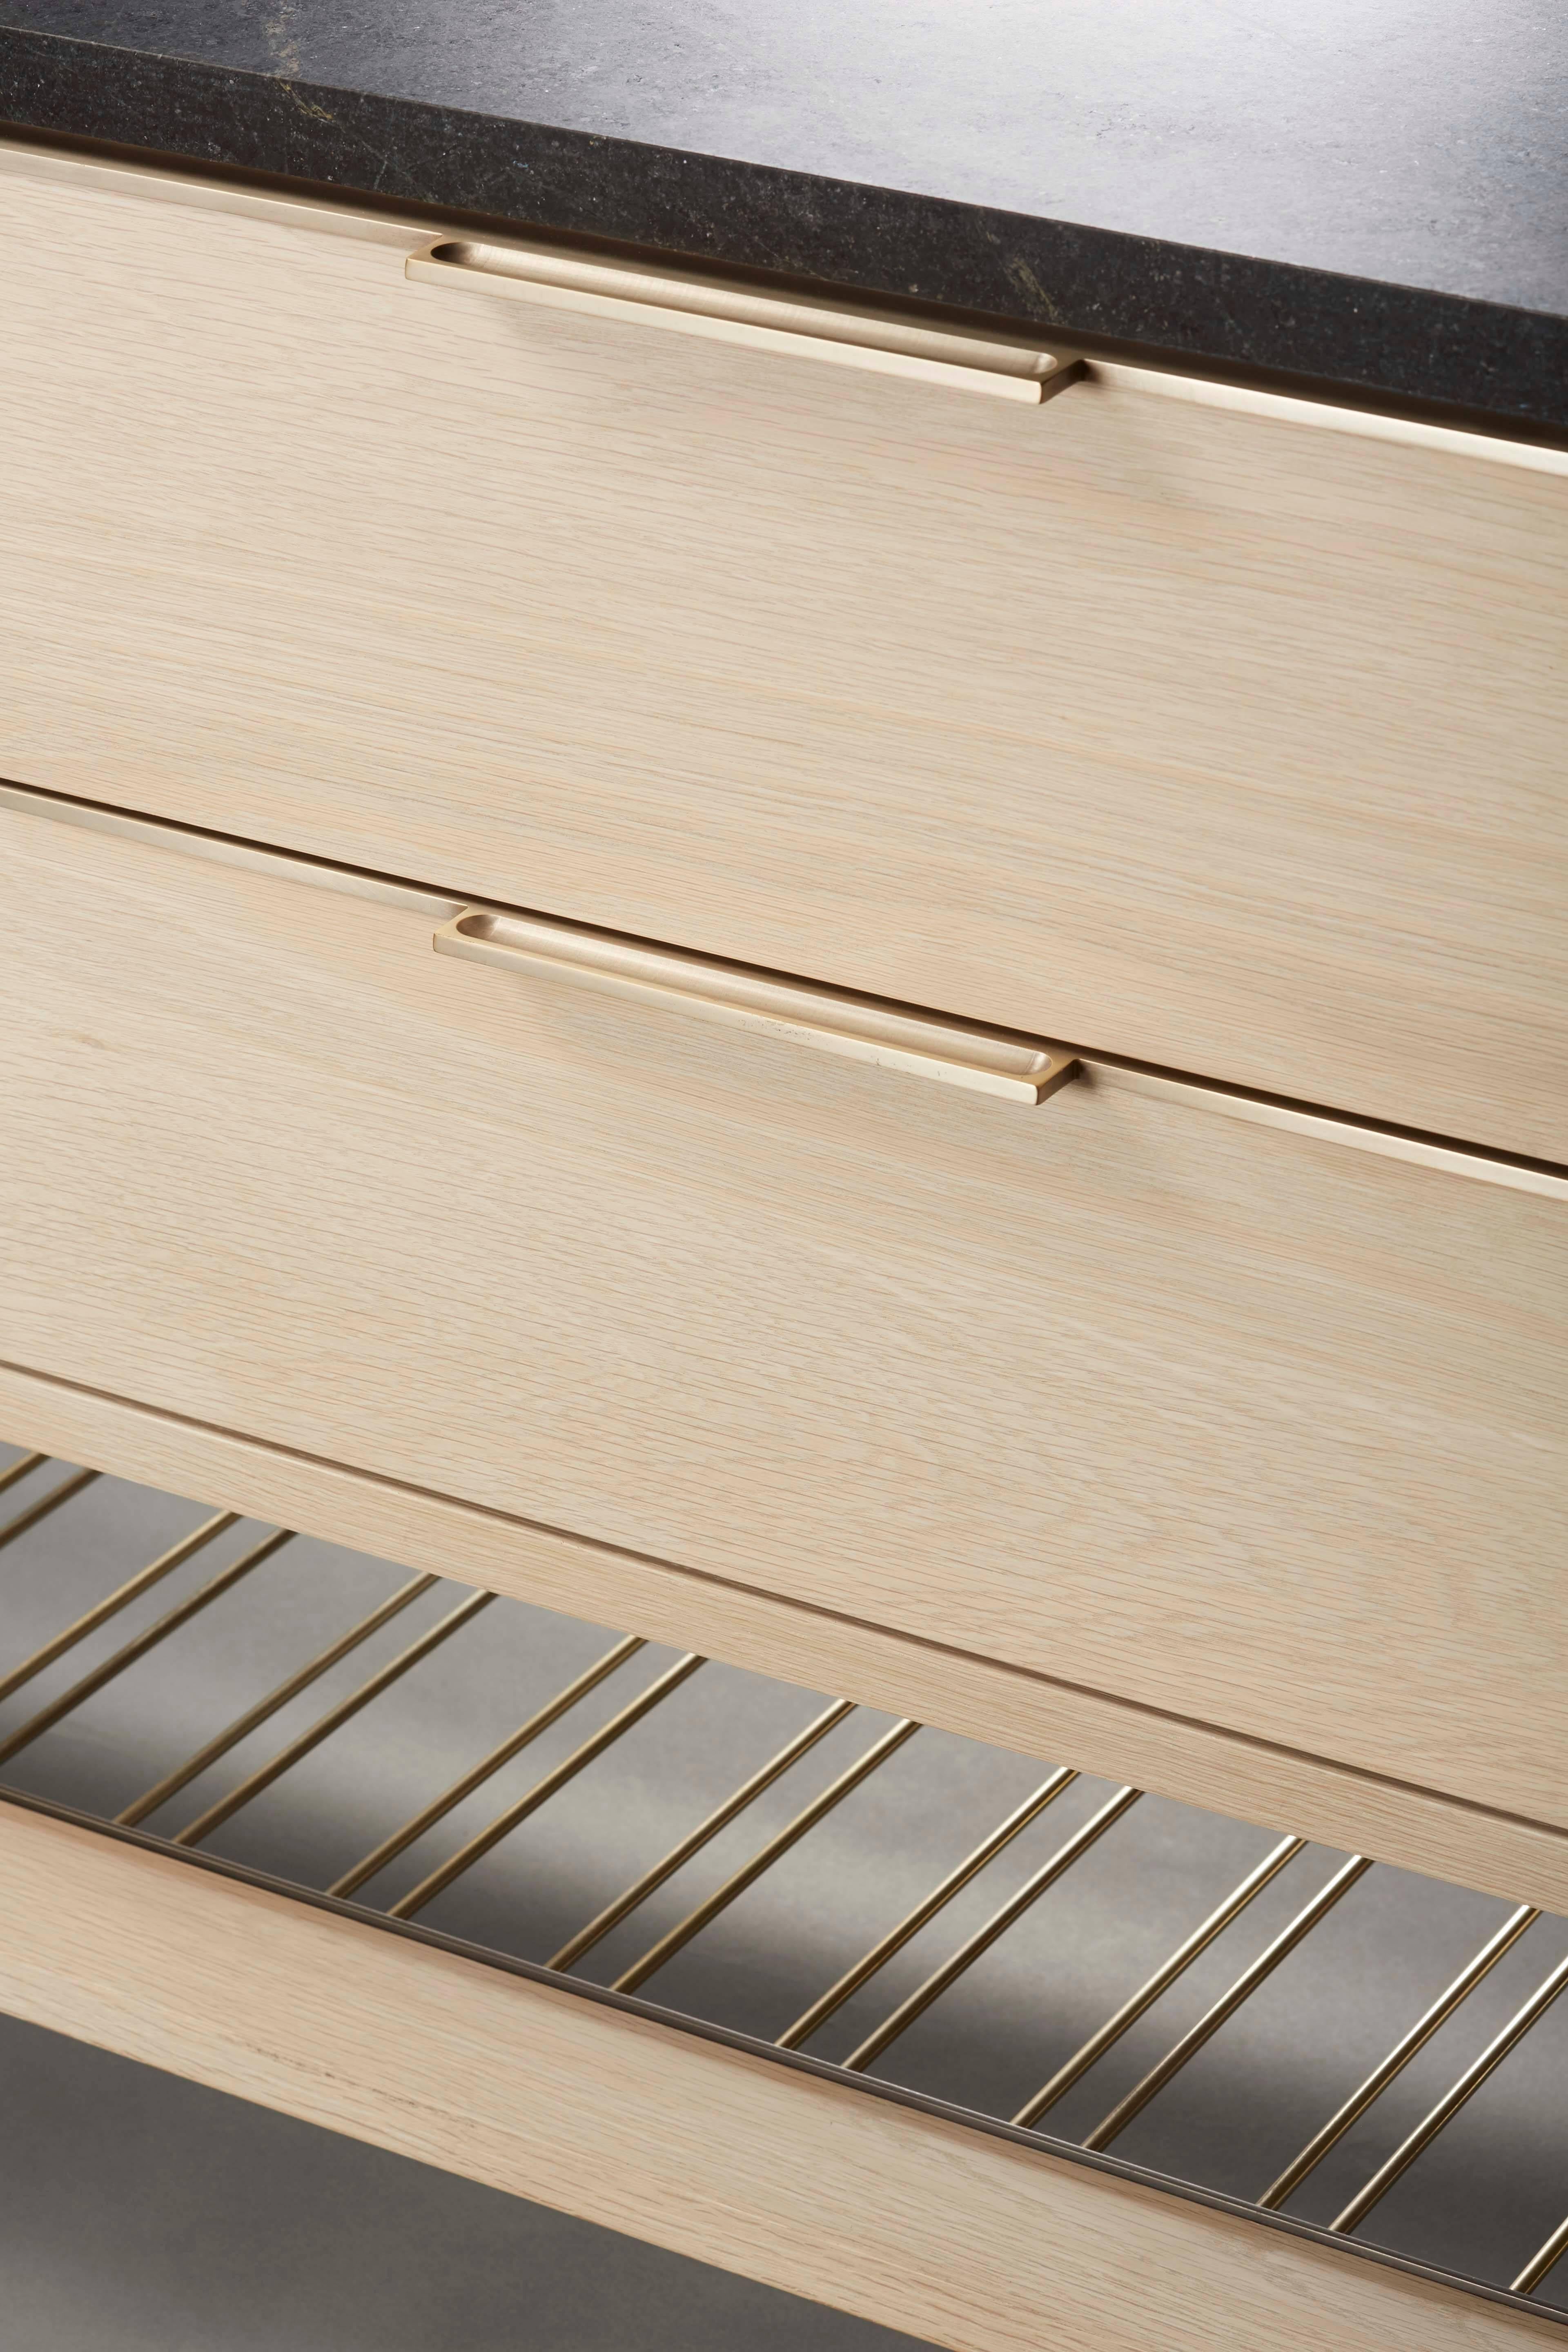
[2, 2, 1567, 432]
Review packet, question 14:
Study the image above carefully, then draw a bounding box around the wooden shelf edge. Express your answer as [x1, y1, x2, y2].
[2, 1356, 1566, 1918]
[0, 1804, 1557, 2352]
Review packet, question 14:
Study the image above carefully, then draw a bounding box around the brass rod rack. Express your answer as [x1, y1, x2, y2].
[1, 1446, 1565, 2326]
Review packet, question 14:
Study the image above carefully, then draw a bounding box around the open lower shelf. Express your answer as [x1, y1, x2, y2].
[1, 1438, 1565, 2328]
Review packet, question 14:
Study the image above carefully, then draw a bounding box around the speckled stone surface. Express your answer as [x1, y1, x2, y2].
[1, 3, 1566, 428]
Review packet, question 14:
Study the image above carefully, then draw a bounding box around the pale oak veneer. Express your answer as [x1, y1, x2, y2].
[1, 142, 1566, 1156]
[0, 801, 1562, 1850]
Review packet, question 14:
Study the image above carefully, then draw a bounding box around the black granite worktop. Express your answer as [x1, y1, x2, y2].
[2, 3, 1566, 432]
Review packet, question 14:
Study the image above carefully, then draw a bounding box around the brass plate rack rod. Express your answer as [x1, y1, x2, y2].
[548, 1697, 856, 1973]
[0, 1507, 239, 1708]
[612, 1717, 922, 1997]
[116, 1571, 439, 1828]
[331, 1631, 647, 1902]
[1258, 1900, 1540, 2212]
[1011, 1831, 1307, 2130]
[388, 1651, 708, 1922]
[172, 1588, 497, 1848]
[0, 1450, 47, 1501]
[0, 1526, 294, 1768]
[842, 1783, 1143, 2076]
[1515, 2214, 1568, 2300]
[0, 1465, 98, 1555]
[1331, 1948, 1568, 2237]
[1082, 1853, 1373, 2152]
[776, 1765, 1080, 2052]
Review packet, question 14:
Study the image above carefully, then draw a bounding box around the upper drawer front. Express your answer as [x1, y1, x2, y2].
[2, 154, 1566, 1157]
[0, 797, 1562, 1835]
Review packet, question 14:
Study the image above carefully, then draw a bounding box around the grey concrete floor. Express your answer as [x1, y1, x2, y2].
[0, 2009, 927, 2352]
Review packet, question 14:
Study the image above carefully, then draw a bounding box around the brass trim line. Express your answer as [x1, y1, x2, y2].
[405, 238, 1081, 404]
[1331, 1949, 1568, 2237]
[1084, 1853, 1373, 2152]
[550, 1696, 855, 1974]
[844, 1784, 1143, 2076]
[0, 1507, 239, 1708]
[777, 1766, 1079, 2052]
[0, 777, 464, 918]
[1258, 1901, 1539, 2211]
[0, 1450, 47, 1500]
[330, 1630, 647, 1901]
[613, 1717, 922, 1997]
[434, 908, 1078, 1105]
[0, 1526, 294, 1767]
[1516, 2215, 1568, 2300]
[116, 1570, 438, 1828]
[1013, 1831, 1306, 2130]
[389, 1651, 707, 1921]
[173, 1587, 495, 1848]
[0, 1464, 98, 1555]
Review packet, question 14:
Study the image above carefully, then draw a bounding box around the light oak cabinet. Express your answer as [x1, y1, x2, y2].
[2, 146, 1567, 1158]
[0, 135, 1564, 2352]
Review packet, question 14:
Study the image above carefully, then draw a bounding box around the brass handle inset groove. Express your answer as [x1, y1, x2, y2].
[405, 239, 1083, 403]
[434, 907, 1079, 1104]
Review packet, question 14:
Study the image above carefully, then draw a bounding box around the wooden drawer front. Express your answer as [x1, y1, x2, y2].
[1, 798, 1563, 1838]
[2, 149, 1567, 1159]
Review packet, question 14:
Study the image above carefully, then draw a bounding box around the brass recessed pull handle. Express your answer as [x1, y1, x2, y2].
[405, 239, 1083, 403]
[433, 908, 1079, 1103]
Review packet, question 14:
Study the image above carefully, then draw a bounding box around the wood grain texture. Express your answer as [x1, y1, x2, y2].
[5, 1355, 1568, 1917]
[5, 774, 1561, 1193]
[0, 806, 1564, 1836]
[1, 146, 1566, 1157]
[0, 1805, 1557, 2352]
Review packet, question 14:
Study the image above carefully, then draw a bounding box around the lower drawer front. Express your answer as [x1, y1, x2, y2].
[0, 800, 1562, 1830]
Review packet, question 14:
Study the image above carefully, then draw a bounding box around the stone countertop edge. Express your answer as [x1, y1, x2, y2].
[2, 26, 1566, 438]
